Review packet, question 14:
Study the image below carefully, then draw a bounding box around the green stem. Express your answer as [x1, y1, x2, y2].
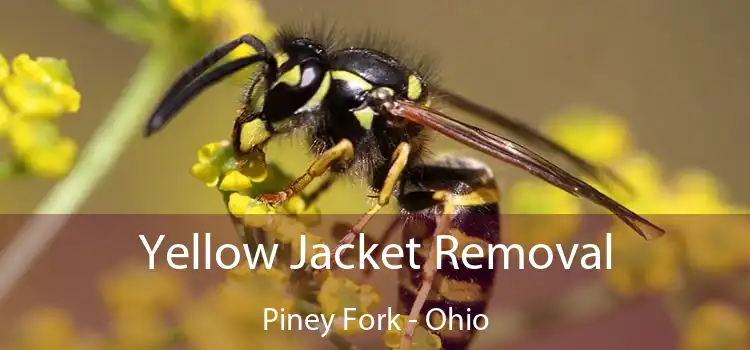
[0, 49, 174, 303]
[0, 158, 24, 179]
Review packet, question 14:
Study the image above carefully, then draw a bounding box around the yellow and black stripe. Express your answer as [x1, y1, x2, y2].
[397, 157, 500, 350]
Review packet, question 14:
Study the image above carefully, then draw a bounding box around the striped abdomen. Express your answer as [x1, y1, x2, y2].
[397, 157, 500, 350]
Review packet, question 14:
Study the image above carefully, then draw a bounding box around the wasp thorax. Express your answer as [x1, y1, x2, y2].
[369, 87, 396, 111]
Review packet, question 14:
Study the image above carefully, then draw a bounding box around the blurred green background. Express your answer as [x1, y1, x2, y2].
[1, 0, 748, 214]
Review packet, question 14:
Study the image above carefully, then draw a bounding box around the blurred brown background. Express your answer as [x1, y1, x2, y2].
[1, 0, 749, 349]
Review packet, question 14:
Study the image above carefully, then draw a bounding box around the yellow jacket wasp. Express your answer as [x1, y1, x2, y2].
[144, 24, 665, 350]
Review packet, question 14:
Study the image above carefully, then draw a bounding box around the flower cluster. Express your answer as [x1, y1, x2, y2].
[597, 154, 749, 297]
[317, 275, 381, 334]
[99, 264, 182, 349]
[57, 0, 277, 68]
[505, 107, 749, 350]
[169, 0, 277, 60]
[504, 179, 583, 247]
[189, 140, 403, 346]
[683, 301, 748, 350]
[4, 308, 99, 350]
[1, 263, 303, 350]
[0, 53, 81, 179]
[181, 266, 298, 350]
[505, 107, 750, 297]
[189, 140, 320, 225]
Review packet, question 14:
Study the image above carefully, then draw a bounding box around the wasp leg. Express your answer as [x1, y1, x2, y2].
[260, 139, 355, 204]
[400, 198, 454, 350]
[333, 142, 411, 249]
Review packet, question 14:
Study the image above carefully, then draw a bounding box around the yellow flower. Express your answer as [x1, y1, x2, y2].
[272, 215, 308, 243]
[15, 308, 78, 350]
[582, 155, 673, 247]
[504, 180, 582, 246]
[3, 54, 80, 118]
[168, 0, 277, 61]
[284, 196, 307, 215]
[255, 265, 291, 284]
[7, 117, 51, 154]
[296, 206, 322, 225]
[384, 315, 442, 350]
[507, 180, 582, 215]
[0, 53, 8, 84]
[197, 141, 225, 163]
[190, 141, 229, 187]
[600, 153, 666, 208]
[219, 170, 253, 191]
[181, 268, 299, 350]
[603, 223, 682, 296]
[23, 136, 77, 178]
[227, 192, 252, 216]
[182, 303, 248, 350]
[7, 118, 78, 178]
[0, 98, 11, 135]
[648, 169, 750, 271]
[0, 53, 81, 180]
[213, 282, 272, 325]
[543, 107, 631, 164]
[667, 170, 730, 214]
[6, 308, 106, 350]
[184, 319, 298, 350]
[216, 0, 277, 60]
[283, 195, 322, 226]
[226, 192, 276, 226]
[598, 155, 749, 275]
[169, 0, 228, 22]
[213, 268, 294, 326]
[190, 162, 220, 186]
[243, 205, 276, 227]
[683, 301, 748, 350]
[678, 214, 750, 272]
[111, 309, 168, 350]
[100, 264, 183, 315]
[12, 54, 66, 82]
[317, 276, 381, 334]
[226, 264, 253, 280]
[190, 141, 268, 190]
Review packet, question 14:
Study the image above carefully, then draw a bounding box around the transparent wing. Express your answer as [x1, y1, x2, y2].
[435, 88, 633, 195]
[385, 98, 665, 240]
